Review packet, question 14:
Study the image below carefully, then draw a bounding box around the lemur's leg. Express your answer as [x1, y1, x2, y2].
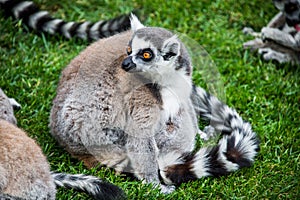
[243, 38, 265, 51]
[126, 136, 175, 194]
[262, 27, 300, 51]
[258, 48, 295, 64]
[266, 12, 286, 28]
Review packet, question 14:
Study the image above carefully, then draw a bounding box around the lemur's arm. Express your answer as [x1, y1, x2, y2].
[126, 136, 159, 182]
[124, 108, 160, 182]
[123, 91, 175, 194]
[125, 123, 175, 194]
[262, 28, 300, 51]
[243, 12, 285, 38]
[267, 12, 286, 28]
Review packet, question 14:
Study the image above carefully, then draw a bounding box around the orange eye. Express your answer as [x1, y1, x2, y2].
[126, 46, 132, 54]
[143, 52, 151, 59]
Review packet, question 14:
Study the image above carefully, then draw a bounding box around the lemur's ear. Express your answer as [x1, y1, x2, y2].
[9, 98, 21, 111]
[130, 13, 144, 32]
[161, 36, 180, 61]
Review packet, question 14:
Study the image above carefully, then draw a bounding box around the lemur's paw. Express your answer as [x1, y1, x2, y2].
[199, 125, 218, 141]
[243, 38, 264, 51]
[258, 47, 271, 56]
[259, 48, 291, 64]
[259, 47, 278, 61]
[159, 184, 176, 194]
[243, 27, 254, 35]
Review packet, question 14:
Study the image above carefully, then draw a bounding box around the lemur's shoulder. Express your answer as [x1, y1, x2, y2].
[60, 31, 132, 81]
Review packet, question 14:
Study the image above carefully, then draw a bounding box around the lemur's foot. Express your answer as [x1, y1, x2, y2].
[159, 184, 176, 194]
[243, 27, 261, 37]
[199, 125, 218, 141]
[259, 47, 293, 64]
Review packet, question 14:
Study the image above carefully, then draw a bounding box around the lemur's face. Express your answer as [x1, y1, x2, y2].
[121, 27, 181, 76]
[122, 15, 192, 83]
[273, 0, 300, 26]
[0, 89, 20, 125]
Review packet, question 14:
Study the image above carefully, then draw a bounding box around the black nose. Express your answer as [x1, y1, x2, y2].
[122, 56, 136, 72]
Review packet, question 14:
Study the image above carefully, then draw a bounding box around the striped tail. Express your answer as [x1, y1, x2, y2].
[51, 173, 126, 200]
[0, 0, 131, 40]
[158, 86, 260, 185]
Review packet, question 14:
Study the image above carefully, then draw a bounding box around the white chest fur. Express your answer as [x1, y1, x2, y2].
[161, 87, 181, 120]
[159, 72, 192, 121]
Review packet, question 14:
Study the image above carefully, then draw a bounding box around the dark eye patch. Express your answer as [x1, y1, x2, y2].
[138, 48, 154, 62]
[285, 3, 298, 13]
[163, 52, 177, 61]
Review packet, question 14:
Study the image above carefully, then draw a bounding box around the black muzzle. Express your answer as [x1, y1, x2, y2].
[122, 56, 136, 72]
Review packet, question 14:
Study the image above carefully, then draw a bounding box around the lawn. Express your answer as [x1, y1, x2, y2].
[0, 0, 299, 199]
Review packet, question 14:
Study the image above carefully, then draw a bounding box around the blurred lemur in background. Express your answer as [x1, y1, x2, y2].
[0, 89, 125, 199]
[243, 0, 300, 65]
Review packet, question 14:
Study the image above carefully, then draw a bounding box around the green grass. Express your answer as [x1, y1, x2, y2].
[1, 0, 299, 199]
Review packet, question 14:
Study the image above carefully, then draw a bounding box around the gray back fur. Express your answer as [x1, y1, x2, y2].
[0, 88, 56, 200]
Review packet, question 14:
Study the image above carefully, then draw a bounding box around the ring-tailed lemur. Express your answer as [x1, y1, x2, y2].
[50, 15, 260, 194]
[0, 0, 131, 40]
[243, 0, 300, 65]
[0, 88, 125, 200]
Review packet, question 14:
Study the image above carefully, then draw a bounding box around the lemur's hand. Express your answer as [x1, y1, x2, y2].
[243, 38, 265, 51]
[243, 27, 262, 38]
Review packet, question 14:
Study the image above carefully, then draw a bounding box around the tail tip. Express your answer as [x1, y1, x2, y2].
[93, 181, 126, 200]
